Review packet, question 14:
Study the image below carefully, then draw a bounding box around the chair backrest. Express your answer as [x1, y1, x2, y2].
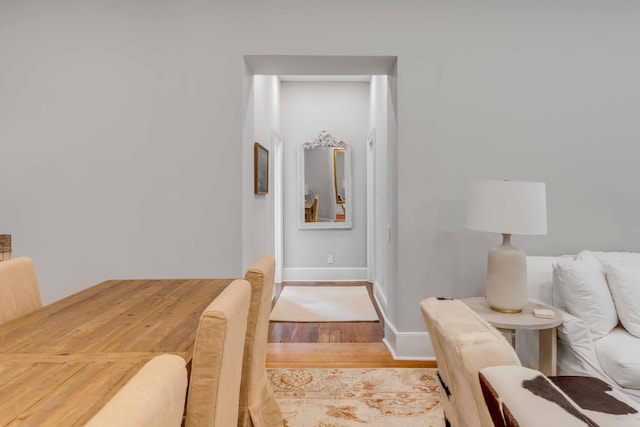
[185, 279, 251, 427]
[0, 257, 42, 324]
[420, 298, 521, 427]
[238, 254, 284, 427]
[310, 195, 318, 222]
[85, 354, 188, 427]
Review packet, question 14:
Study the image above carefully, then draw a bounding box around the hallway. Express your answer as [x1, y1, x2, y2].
[266, 281, 435, 369]
[268, 281, 383, 343]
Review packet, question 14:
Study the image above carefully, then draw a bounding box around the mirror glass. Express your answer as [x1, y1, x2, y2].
[299, 132, 352, 229]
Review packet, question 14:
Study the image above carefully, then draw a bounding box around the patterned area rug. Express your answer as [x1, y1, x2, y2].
[268, 367, 444, 427]
[269, 286, 380, 322]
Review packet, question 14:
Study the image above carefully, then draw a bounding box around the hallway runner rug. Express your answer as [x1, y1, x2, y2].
[269, 285, 379, 322]
[268, 367, 444, 427]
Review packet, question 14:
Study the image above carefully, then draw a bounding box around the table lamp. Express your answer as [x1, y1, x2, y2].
[465, 180, 547, 313]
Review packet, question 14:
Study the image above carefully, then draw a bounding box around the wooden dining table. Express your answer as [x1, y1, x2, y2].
[0, 278, 232, 426]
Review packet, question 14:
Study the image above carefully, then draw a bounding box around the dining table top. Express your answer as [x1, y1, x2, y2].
[0, 358, 149, 426]
[0, 277, 233, 426]
[0, 278, 233, 359]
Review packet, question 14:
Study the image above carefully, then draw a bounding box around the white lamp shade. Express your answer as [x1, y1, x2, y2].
[466, 180, 547, 235]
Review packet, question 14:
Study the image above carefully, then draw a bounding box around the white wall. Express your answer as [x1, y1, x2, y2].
[368, 76, 389, 305]
[242, 75, 280, 272]
[281, 81, 368, 280]
[1, 1, 249, 303]
[3, 1, 640, 357]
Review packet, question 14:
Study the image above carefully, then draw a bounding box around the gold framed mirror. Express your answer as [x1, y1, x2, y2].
[298, 131, 352, 229]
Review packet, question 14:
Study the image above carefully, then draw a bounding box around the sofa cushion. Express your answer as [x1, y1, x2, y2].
[594, 327, 640, 390]
[605, 263, 640, 338]
[553, 251, 618, 339]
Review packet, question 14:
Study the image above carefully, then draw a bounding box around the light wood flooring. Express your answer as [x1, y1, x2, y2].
[266, 281, 435, 368]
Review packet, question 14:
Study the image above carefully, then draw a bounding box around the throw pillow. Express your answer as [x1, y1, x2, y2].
[553, 250, 618, 339]
[605, 263, 640, 338]
[592, 251, 640, 271]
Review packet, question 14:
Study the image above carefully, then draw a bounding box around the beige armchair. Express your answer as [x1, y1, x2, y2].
[421, 298, 640, 427]
[0, 256, 42, 325]
[239, 255, 284, 427]
[185, 279, 252, 427]
[420, 298, 520, 427]
[85, 354, 188, 427]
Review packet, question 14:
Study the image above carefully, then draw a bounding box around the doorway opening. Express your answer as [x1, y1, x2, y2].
[242, 55, 398, 338]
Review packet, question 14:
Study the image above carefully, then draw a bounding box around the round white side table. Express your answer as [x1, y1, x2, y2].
[461, 297, 562, 376]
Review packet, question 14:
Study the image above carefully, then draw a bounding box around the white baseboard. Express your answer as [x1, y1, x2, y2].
[372, 280, 387, 313]
[376, 305, 435, 360]
[282, 267, 368, 282]
[279, 270, 434, 360]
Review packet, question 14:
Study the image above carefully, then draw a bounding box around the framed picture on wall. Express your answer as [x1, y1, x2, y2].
[254, 142, 269, 194]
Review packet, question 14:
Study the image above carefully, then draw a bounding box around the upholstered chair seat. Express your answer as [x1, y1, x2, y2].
[85, 354, 188, 427]
[420, 297, 521, 427]
[0, 257, 42, 325]
[239, 255, 284, 427]
[185, 279, 252, 427]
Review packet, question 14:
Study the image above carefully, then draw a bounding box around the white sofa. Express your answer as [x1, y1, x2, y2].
[523, 251, 640, 403]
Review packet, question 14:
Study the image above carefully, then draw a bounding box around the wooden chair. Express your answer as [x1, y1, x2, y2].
[304, 196, 319, 222]
[85, 354, 188, 427]
[0, 256, 42, 325]
[309, 195, 318, 222]
[238, 255, 284, 427]
[185, 279, 252, 427]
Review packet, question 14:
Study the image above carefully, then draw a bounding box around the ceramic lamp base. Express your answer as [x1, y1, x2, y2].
[486, 234, 527, 313]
